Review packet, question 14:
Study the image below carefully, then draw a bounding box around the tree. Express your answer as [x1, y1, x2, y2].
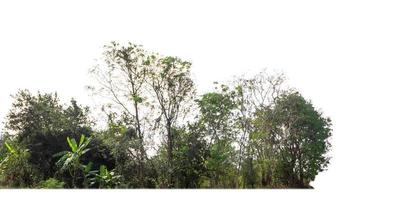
[2, 90, 113, 186]
[197, 87, 236, 144]
[0, 42, 333, 189]
[148, 56, 196, 187]
[254, 92, 332, 187]
[54, 135, 91, 188]
[197, 87, 238, 188]
[231, 70, 286, 187]
[5, 90, 66, 140]
[89, 42, 154, 187]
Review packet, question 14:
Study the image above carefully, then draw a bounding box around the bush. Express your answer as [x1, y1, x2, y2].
[0, 142, 40, 188]
[39, 178, 65, 189]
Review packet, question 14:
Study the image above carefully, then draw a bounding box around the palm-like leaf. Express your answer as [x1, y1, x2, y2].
[53, 151, 68, 158]
[5, 142, 16, 155]
[67, 137, 78, 153]
[79, 135, 86, 146]
[54, 134, 92, 181]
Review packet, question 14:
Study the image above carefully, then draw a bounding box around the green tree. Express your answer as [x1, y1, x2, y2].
[197, 88, 236, 143]
[205, 138, 237, 188]
[231, 70, 286, 188]
[148, 56, 196, 187]
[197, 87, 238, 188]
[2, 90, 113, 187]
[0, 42, 333, 189]
[254, 92, 332, 187]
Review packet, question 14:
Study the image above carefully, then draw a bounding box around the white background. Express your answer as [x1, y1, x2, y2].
[1, 0, 395, 199]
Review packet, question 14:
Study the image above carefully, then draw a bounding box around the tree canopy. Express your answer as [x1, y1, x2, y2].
[0, 42, 332, 189]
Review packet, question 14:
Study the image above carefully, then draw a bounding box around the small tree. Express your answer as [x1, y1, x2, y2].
[54, 135, 91, 188]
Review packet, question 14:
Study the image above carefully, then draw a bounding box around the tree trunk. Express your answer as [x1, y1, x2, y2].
[133, 100, 146, 187]
[166, 120, 174, 188]
[298, 149, 304, 187]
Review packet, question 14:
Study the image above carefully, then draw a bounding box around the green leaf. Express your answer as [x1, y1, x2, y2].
[99, 165, 107, 176]
[79, 135, 86, 147]
[132, 95, 143, 103]
[83, 162, 93, 174]
[53, 151, 68, 158]
[5, 142, 16, 154]
[66, 137, 78, 152]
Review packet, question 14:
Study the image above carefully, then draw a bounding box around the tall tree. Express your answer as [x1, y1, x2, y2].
[148, 56, 196, 187]
[89, 42, 153, 186]
[231, 70, 286, 187]
[197, 85, 237, 187]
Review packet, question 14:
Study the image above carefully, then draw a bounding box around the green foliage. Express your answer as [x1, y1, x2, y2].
[1, 90, 114, 188]
[54, 135, 91, 188]
[97, 118, 157, 188]
[172, 125, 208, 188]
[90, 41, 155, 188]
[54, 135, 91, 171]
[88, 165, 121, 188]
[38, 178, 65, 189]
[196, 89, 238, 188]
[0, 42, 332, 189]
[148, 53, 196, 188]
[205, 139, 238, 188]
[0, 141, 39, 188]
[4, 91, 89, 177]
[252, 92, 332, 187]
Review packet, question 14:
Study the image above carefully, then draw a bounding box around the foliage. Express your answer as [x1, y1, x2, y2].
[89, 42, 156, 187]
[38, 178, 65, 189]
[2, 90, 114, 187]
[0, 42, 332, 189]
[0, 141, 39, 188]
[53, 135, 91, 188]
[252, 92, 332, 187]
[205, 138, 238, 188]
[88, 165, 121, 188]
[148, 55, 196, 187]
[172, 124, 208, 188]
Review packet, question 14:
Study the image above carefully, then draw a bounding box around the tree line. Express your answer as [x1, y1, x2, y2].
[0, 42, 332, 188]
